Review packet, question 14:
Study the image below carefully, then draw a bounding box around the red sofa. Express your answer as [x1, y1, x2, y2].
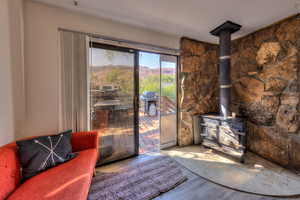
[0, 131, 99, 200]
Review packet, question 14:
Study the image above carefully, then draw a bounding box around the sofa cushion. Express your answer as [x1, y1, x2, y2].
[16, 131, 76, 180]
[7, 149, 97, 200]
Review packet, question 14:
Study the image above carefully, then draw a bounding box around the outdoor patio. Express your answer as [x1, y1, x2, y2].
[139, 112, 160, 154]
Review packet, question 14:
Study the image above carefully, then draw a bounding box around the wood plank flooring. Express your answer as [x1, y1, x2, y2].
[95, 155, 300, 200]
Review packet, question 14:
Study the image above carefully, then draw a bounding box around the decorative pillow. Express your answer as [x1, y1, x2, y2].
[16, 130, 77, 181]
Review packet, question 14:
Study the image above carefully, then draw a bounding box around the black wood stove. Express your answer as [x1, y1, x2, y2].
[195, 21, 247, 162]
[198, 114, 247, 162]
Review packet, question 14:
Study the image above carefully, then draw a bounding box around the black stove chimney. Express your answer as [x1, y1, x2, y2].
[210, 21, 241, 118]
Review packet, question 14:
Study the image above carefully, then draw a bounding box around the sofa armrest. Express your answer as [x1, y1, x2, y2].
[0, 145, 21, 200]
[71, 131, 99, 152]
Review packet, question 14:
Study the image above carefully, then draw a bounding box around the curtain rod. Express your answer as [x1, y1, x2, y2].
[58, 28, 180, 55]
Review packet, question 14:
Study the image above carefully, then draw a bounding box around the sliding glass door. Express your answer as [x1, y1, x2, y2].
[138, 52, 178, 152]
[89, 43, 138, 165]
[160, 55, 177, 149]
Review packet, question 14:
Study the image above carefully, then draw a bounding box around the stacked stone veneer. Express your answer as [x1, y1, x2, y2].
[179, 38, 219, 145]
[179, 14, 300, 170]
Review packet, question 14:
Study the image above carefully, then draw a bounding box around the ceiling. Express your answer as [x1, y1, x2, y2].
[32, 0, 300, 44]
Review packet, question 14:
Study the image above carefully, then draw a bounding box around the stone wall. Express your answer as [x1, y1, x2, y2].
[178, 38, 219, 145]
[231, 15, 300, 169]
[179, 15, 300, 170]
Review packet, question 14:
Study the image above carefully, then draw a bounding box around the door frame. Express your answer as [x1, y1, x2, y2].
[90, 42, 140, 158]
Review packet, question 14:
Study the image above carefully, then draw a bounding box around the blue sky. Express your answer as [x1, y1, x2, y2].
[139, 52, 160, 68]
[91, 48, 176, 68]
[139, 52, 176, 69]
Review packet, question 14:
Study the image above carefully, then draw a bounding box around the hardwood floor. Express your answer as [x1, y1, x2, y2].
[95, 154, 300, 200]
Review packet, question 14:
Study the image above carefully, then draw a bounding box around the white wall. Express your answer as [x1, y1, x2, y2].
[0, 0, 16, 145]
[22, 1, 180, 138]
[0, 0, 24, 145]
[9, 0, 26, 141]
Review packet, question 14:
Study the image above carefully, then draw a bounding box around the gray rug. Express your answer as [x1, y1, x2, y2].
[88, 156, 187, 200]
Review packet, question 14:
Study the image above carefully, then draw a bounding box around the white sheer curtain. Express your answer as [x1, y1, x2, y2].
[59, 31, 90, 132]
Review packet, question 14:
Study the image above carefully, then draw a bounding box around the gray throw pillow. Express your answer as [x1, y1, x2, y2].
[16, 130, 77, 181]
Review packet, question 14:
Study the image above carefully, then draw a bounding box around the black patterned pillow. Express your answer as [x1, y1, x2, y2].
[16, 130, 77, 181]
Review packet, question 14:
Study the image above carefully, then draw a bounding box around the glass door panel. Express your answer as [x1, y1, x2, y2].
[160, 55, 177, 149]
[138, 52, 160, 154]
[90, 44, 138, 165]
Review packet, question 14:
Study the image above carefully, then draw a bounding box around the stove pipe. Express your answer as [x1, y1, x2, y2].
[210, 21, 242, 118]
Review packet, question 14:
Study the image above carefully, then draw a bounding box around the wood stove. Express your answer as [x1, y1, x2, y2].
[197, 114, 247, 162]
[195, 21, 247, 162]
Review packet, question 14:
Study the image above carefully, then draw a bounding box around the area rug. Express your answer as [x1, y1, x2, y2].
[88, 156, 187, 200]
[162, 145, 300, 197]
